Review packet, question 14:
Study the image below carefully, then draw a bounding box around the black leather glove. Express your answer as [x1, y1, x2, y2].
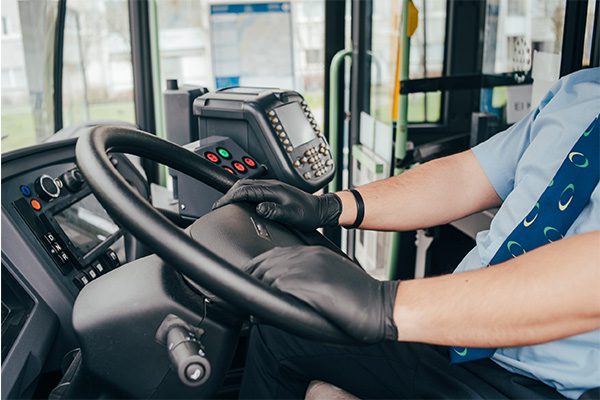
[245, 245, 400, 343]
[212, 179, 342, 232]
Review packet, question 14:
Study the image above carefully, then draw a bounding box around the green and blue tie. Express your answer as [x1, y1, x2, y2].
[450, 114, 600, 363]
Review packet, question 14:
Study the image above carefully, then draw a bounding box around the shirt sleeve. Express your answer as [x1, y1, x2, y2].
[471, 81, 562, 200]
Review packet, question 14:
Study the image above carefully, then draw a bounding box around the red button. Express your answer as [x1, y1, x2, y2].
[232, 161, 247, 173]
[204, 151, 220, 164]
[30, 199, 42, 211]
[242, 156, 257, 168]
[222, 166, 236, 175]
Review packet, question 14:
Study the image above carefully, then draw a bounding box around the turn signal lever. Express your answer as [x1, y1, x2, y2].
[156, 314, 211, 387]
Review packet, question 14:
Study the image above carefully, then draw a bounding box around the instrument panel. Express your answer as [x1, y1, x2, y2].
[1, 138, 150, 397]
[4, 156, 125, 294]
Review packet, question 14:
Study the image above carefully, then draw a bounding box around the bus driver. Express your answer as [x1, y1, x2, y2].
[214, 67, 600, 399]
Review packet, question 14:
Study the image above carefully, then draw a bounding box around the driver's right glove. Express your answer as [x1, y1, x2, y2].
[245, 245, 400, 343]
[212, 179, 342, 232]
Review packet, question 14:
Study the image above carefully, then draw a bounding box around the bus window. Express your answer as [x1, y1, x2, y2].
[582, 0, 596, 67]
[407, 0, 446, 123]
[478, 0, 567, 123]
[62, 0, 135, 127]
[481, 0, 566, 74]
[1, 0, 57, 153]
[154, 0, 326, 127]
[370, 0, 447, 125]
[155, 1, 212, 89]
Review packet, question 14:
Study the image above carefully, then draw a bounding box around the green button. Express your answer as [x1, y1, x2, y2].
[217, 147, 231, 159]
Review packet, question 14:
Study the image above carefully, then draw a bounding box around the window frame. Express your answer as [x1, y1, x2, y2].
[560, 0, 590, 77]
[53, 0, 67, 132]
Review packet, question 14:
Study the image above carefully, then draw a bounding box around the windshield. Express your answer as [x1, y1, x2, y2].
[1, 0, 135, 154]
[1, 0, 58, 153]
[62, 0, 135, 128]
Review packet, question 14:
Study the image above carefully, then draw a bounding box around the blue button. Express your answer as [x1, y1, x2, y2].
[20, 185, 32, 197]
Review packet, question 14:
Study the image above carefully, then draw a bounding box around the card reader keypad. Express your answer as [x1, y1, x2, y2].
[268, 100, 333, 181]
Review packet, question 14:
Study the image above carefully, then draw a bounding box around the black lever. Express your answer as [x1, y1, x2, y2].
[156, 314, 211, 387]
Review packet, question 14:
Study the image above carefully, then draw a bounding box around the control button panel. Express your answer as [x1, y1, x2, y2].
[13, 198, 73, 275]
[71, 250, 120, 290]
[171, 136, 266, 219]
[266, 100, 333, 182]
[195, 139, 264, 179]
[290, 142, 332, 180]
[43, 226, 72, 269]
[11, 167, 124, 292]
[18, 169, 87, 216]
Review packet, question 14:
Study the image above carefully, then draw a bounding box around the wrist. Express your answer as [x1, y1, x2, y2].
[318, 193, 343, 227]
[392, 280, 421, 342]
[335, 190, 358, 226]
[384, 280, 401, 341]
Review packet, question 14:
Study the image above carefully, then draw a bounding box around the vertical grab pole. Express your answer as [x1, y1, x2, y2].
[388, 0, 412, 280]
[149, 0, 167, 186]
[394, 1, 411, 172]
[328, 48, 353, 193]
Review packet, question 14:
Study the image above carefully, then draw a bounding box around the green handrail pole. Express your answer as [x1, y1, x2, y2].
[328, 48, 353, 193]
[388, 0, 411, 280]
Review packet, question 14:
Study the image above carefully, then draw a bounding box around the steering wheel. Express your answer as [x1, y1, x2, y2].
[75, 125, 354, 344]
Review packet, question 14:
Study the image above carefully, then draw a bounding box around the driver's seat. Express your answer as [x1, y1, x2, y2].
[305, 381, 358, 400]
[304, 381, 600, 399]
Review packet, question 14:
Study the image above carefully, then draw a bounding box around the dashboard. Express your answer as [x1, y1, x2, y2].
[1, 137, 149, 398]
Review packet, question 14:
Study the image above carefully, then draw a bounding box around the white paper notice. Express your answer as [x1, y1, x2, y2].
[507, 84, 532, 124]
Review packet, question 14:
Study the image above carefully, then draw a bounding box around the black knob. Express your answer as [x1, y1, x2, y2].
[61, 169, 85, 192]
[166, 325, 211, 387]
[166, 79, 179, 90]
[35, 174, 60, 201]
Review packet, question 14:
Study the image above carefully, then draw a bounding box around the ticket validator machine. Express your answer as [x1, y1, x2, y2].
[164, 85, 335, 219]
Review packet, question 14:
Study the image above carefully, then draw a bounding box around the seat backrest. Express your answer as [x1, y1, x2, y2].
[578, 387, 600, 400]
[305, 381, 359, 400]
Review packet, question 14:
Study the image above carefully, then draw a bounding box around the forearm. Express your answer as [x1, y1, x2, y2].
[336, 150, 501, 230]
[393, 231, 600, 347]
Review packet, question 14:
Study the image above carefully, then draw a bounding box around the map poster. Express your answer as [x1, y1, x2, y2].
[210, 1, 295, 89]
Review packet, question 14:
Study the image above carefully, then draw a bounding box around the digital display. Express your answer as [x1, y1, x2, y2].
[276, 102, 315, 147]
[54, 195, 119, 256]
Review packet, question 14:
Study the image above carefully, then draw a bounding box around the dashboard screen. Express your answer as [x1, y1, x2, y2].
[276, 102, 315, 147]
[54, 195, 119, 256]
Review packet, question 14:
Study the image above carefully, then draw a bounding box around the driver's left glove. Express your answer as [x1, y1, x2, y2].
[245, 245, 400, 343]
[212, 179, 342, 232]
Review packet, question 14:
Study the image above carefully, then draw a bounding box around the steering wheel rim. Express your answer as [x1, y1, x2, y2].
[75, 125, 355, 344]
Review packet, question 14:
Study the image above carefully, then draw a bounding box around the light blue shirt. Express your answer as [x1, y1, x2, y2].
[454, 67, 600, 399]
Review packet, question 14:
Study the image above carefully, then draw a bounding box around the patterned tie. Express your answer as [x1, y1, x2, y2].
[450, 114, 600, 363]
